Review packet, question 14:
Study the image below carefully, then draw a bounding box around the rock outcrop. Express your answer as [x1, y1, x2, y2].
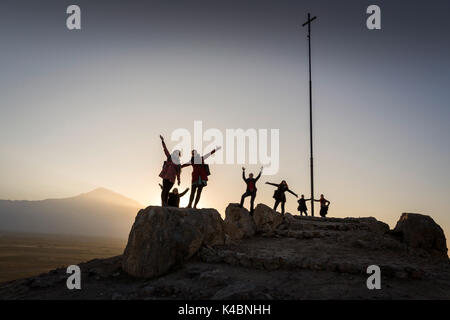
[223, 203, 256, 240]
[350, 217, 390, 234]
[3, 205, 448, 300]
[253, 203, 284, 232]
[393, 213, 448, 257]
[122, 206, 225, 278]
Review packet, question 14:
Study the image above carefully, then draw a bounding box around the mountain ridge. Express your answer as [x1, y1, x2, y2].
[0, 187, 142, 207]
[0, 188, 143, 238]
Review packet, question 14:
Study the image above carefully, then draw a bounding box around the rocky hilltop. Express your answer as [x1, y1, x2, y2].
[0, 204, 449, 300]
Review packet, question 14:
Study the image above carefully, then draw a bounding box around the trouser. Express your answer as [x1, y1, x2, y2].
[239, 191, 256, 214]
[299, 210, 308, 216]
[273, 200, 286, 214]
[161, 179, 174, 206]
[188, 184, 204, 208]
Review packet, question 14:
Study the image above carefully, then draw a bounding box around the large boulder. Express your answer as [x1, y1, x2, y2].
[356, 217, 390, 234]
[283, 212, 298, 225]
[122, 206, 226, 278]
[393, 213, 447, 257]
[224, 204, 256, 240]
[253, 203, 284, 232]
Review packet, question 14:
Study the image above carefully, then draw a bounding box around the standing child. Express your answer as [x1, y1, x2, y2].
[297, 194, 310, 216]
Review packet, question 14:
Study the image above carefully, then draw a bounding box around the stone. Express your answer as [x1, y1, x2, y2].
[380, 237, 404, 251]
[353, 239, 367, 248]
[326, 262, 338, 272]
[263, 257, 281, 271]
[140, 286, 155, 296]
[380, 265, 398, 277]
[238, 254, 253, 268]
[211, 283, 258, 300]
[303, 232, 313, 239]
[199, 247, 222, 263]
[224, 253, 240, 266]
[394, 271, 408, 279]
[199, 269, 230, 287]
[122, 206, 226, 278]
[253, 203, 284, 232]
[283, 212, 297, 225]
[408, 269, 424, 280]
[111, 292, 124, 300]
[223, 203, 256, 240]
[393, 213, 448, 257]
[277, 223, 288, 231]
[337, 262, 360, 274]
[358, 217, 390, 234]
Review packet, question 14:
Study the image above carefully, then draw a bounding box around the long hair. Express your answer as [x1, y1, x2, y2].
[170, 150, 181, 165]
[191, 149, 202, 165]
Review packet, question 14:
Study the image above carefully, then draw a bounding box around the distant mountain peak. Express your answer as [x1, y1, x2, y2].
[83, 187, 119, 197]
[76, 187, 142, 208]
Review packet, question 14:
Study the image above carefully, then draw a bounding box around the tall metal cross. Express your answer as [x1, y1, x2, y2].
[302, 13, 317, 216]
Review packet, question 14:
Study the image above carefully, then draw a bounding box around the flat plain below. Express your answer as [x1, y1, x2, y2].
[0, 231, 126, 283]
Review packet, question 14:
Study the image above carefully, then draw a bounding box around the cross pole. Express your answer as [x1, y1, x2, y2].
[302, 13, 317, 216]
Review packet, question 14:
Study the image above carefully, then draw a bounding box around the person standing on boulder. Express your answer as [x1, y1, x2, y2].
[182, 146, 221, 209]
[158, 135, 181, 206]
[312, 194, 331, 217]
[266, 180, 298, 214]
[239, 166, 263, 215]
[297, 194, 311, 216]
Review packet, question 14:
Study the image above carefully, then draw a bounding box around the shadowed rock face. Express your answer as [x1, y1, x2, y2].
[224, 204, 256, 240]
[253, 203, 284, 232]
[393, 213, 448, 257]
[122, 206, 225, 278]
[122, 207, 448, 281]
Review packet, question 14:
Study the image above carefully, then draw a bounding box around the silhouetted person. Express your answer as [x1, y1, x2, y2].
[182, 146, 221, 208]
[158, 135, 181, 206]
[159, 184, 189, 208]
[266, 180, 298, 214]
[297, 194, 311, 216]
[239, 166, 263, 215]
[312, 194, 331, 217]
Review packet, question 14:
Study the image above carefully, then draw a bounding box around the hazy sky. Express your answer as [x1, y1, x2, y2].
[1, 1, 449, 241]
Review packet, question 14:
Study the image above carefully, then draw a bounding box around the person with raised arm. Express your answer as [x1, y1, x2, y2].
[297, 194, 311, 216]
[158, 135, 181, 206]
[239, 166, 263, 215]
[182, 146, 221, 209]
[312, 194, 331, 217]
[265, 180, 298, 214]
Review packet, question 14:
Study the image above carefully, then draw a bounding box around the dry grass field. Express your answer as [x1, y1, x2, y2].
[0, 231, 126, 283]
